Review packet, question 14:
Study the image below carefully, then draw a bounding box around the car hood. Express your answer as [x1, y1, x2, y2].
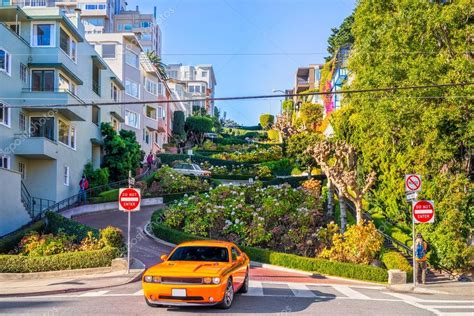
[147, 261, 230, 276]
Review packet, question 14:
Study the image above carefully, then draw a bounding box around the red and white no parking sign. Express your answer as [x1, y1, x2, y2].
[405, 174, 421, 193]
[413, 200, 435, 223]
[119, 188, 141, 212]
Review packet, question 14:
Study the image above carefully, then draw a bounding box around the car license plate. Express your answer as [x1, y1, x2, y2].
[172, 289, 186, 297]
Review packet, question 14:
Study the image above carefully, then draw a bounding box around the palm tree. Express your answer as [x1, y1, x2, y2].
[146, 51, 168, 80]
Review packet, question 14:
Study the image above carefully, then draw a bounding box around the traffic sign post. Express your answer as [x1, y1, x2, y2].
[405, 174, 423, 287]
[120, 171, 141, 274]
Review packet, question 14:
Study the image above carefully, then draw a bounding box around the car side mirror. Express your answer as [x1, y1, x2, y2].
[160, 254, 168, 261]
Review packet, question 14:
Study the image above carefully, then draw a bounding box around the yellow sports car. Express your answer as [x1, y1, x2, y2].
[142, 240, 250, 309]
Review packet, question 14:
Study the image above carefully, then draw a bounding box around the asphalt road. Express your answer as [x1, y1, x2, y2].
[1, 280, 473, 315]
[2, 207, 471, 315]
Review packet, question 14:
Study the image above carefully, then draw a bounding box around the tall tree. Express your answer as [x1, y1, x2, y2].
[259, 114, 275, 130]
[185, 116, 213, 145]
[326, 13, 354, 60]
[331, 0, 473, 270]
[146, 51, 168, 80]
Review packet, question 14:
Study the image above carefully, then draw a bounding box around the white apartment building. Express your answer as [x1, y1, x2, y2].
[86, 32, 169, 154]
[166, 64, 217, 115]
[0, 6, 125, 235]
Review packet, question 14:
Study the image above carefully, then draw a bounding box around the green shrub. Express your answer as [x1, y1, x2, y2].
[100, 226, 124, 249]
[151, 222, 388, 283]
[158, 153, 252, 167]
[381, 250, 413, 282]
[210, 174, 272, 181]
[45, 212, 99, 243]
[261, 159, 294, 176]
[83, 162, 109, 189]
[0, 247, 120, 273]
[259, 114, 275, 130]
[267, 129, 280, 142]
[263, 176, 323, 187]
[0, 221, 46, 254]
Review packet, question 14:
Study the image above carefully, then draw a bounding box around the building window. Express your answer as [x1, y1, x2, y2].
[92, 105, 100, 125]
[154, 131, 159, 144]
[58, 120, 76, 149]
[110, 83, 120, 101]
[18, 162, 26, 180]
[64, 166, 70, 186]
[58, 73, 76, 94]
[0, 49, 11, 75]
[124, 24, 132, 31]
[125, 49, 139, 68]
[31, 70, 54, 92]
[102, 44, 116, 58]
[32, 23, 55, 47]
[30, 117, 55, 140]
[145, 78, 158, 95]
[92, 63, 100, 95]
[19, 112, 26, 131]
[0, 155, 10, 169]
[111, 117, 120, 131]
[84, 18, 104, 26]
[125, 80, 139, 98]
[158, 82, 164, 96]
[59, 28, 77, 61]
[6, 22, 20, 35]
[125, 110, 139, 128]
[145, 105, 157, 120]
[20, 63, 28, 82]
[167, 70, 178, 79]
[143, 128, 150, 144]
[0, 103, 10, 127]
[201, 71, 207, 77]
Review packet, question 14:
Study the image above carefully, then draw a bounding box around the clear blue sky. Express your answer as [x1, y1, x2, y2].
[130, 0, 356, 125]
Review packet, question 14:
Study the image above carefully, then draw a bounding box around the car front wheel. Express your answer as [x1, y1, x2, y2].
[219, 279, 234, 309]
[238, 271, 249, 294]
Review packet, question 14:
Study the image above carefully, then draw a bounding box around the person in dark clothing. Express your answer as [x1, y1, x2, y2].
[79, 175, 89, 203]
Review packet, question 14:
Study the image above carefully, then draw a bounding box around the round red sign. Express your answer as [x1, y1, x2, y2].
[119, 188, 141, 211]
[413, 200, 434, 223]
[405, 175, 421, 192]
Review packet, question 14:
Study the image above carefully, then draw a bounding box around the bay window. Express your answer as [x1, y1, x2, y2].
[30, 117, 55, 141]
[125, 49, 139, 68]
[32, 23, 55, 47]
[0, 155, 10, 169]
[145, 78, 158, 95]
[0, 103, 10, 127]
[58, 73, 76, 94]
[0, 49, 11, 75]
[125, 110, 139, 128]
[58, 119, 76, 149]
[125, 79, 139, 98]
[31, 70, 54, 91]
[60, 28, 77, 61]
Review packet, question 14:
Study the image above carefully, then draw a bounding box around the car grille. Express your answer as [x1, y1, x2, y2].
[159, 295, 204, 301]
[160, 277, 203, 284]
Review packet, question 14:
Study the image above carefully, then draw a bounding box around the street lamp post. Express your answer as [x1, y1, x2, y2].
[272, 89, 286, 115]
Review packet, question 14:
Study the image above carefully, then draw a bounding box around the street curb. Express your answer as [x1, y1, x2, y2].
[386, 285, 449, 295]
[0, 258, 146, 298]
[144, 221, 383, 286]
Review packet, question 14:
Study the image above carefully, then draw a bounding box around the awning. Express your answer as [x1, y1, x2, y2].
[28, 63, 83, 85]
[111, 111, 125, 123]
[90, 138, 104, 146]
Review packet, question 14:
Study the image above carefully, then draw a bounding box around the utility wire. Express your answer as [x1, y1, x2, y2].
[1, 82, 472, 109]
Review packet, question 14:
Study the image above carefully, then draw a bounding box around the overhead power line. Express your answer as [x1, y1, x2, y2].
[1, 82, 472, 109]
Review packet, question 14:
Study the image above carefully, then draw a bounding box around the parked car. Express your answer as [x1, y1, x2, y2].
[172, 163, 211, 177]
[142, 240, 250, 309]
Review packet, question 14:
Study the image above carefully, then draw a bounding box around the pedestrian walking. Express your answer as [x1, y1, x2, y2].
[414, 233, 428, 284]
[146, 151, 154, 168]
[79, 175, 89, 204]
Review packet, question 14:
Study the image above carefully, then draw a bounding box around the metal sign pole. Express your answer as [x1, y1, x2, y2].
[412, 212, 416, 287]
[127, 170, 131, 274]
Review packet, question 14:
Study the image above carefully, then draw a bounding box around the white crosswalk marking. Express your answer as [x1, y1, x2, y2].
[244, 281, 264, 297]
[331, 285, 370, 300]
[288, 283, 316, 298]
[79, 290, 109, 297]
[133, 289, 144, 296]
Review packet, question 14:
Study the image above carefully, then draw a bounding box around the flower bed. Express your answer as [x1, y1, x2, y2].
[158, 153, 253, 167]
[211, 146, 283, 164]
[161, 182, 327, 256]
[144, 166, 210, 195]
[150, 222, 388, 283]
[197, 162, 272, 180]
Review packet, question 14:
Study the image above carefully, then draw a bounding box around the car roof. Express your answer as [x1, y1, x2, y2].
[177, 240, 235, 248]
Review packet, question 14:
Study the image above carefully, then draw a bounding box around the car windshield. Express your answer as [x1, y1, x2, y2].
[193, 165, 202, 171]
[168, 246, 229, 262]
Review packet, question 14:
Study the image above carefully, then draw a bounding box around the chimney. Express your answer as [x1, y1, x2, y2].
[136, 5, 139, 12]
[74, 8, 82, 23]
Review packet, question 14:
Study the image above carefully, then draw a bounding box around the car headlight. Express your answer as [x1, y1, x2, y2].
[212, 277, 221, 284]
[144, 275, 161, 283]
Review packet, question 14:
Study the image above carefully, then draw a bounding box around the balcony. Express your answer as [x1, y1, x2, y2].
[14, 135, 58, 160]
[9, 0, 56, 7]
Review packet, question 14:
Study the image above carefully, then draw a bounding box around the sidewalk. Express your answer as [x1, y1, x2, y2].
[0, 259, 145, 297]
[388, 281, 474, 297]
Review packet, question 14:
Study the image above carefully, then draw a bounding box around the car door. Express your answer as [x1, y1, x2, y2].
[230, 247, 245, 290]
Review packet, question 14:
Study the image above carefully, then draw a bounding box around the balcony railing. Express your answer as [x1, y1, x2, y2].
[10, 0, 56, 7]
[296, 78, 310, 85]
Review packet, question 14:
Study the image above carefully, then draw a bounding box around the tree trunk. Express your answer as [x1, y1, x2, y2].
[338, 192, 347, 233]
[327, 180, 334, 218]
[355, 200, 364, 225]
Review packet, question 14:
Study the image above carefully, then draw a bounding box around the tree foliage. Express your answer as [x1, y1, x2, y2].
[101, 123, 144, 181]
[172, 111, 186, 142]
[83, 162, 109, 189]
[185, 116, 213, 145]
[259, 114, 275, 130]
[331, 0, 473, 269]
[146, 51, 168, 80]
[286, 132, 322, 172]
[326, 13, 354, 60]
[300, 102, 324, 131]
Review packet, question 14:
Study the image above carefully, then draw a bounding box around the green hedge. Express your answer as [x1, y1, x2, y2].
[151, 222, 388, 283]
[0, 221, 46, 254]
[158, 153, 253, 167]
[46, 211, 99, 243]
[211, 174, 273, 181]
[260, 159, 294, 176]
[0, 247, 120, 273]
[381, 251, 413, 282]
[263, 175, 326, 187]
[88, 189, 119, 204]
